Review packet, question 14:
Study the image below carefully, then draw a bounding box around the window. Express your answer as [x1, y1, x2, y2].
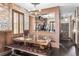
[19, 14, 24, 33]
[12, 9, 24, 35]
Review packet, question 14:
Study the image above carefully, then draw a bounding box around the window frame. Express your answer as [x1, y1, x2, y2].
[12, 9, 24, 36]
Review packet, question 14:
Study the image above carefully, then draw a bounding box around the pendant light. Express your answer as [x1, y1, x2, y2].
[30, 3, 41, 16]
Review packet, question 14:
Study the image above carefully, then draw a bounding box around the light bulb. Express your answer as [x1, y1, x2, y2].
[73, 29, 76, 32]
[39, 9, 41, 12]
[65, 18, 68, 21]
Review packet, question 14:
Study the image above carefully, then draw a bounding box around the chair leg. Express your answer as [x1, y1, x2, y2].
[11, 48, 15, 55]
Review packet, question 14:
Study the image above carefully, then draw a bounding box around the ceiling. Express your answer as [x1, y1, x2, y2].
[16, 3, 79, 17]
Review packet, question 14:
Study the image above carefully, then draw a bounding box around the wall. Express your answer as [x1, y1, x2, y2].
[29, 7, 60, 48]
[0, 4, 12, 31]
[0, 3, 29, 52]
[0, 3, 29, 32]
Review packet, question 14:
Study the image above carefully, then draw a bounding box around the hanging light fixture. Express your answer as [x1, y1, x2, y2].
[30, 3, 41, 16]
